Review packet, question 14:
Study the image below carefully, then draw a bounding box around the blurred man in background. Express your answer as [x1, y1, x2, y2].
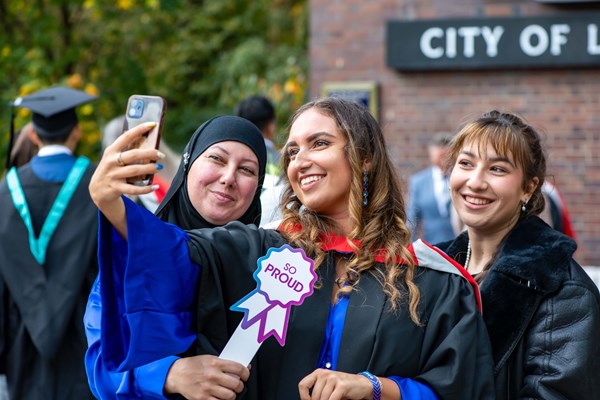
[407, 133, 456, 243]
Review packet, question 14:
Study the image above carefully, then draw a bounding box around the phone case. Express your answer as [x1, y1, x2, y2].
[122, 95, 167, 186]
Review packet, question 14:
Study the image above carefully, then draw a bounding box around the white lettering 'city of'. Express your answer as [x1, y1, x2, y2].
[419, 23, 600, 59]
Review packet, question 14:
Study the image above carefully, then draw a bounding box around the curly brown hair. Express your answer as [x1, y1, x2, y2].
[277, 97, 420, 323]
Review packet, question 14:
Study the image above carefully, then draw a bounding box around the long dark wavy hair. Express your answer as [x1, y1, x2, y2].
[277, 97, 421, 323]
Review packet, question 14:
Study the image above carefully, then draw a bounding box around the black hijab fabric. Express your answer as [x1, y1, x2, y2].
[155, 116, 267, 229]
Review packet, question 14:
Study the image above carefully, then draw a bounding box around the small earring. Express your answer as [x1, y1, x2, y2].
[362, 169, 369, 206]
[521, 201, 527, 213]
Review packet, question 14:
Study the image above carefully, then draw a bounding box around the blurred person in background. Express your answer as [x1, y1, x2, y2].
[5, 123, 38, 172]
[539, 180, 576, 240]
[235, 94, 284, 227]
[407, 133, 457, 243]
[0, 86, 99, 399]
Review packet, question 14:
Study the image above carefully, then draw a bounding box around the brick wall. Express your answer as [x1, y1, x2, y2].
[310, 0, 600, 265]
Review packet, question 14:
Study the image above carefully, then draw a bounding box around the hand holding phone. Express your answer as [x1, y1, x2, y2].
[122, 95, 167, 185]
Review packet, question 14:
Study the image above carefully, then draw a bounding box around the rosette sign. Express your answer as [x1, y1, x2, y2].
[219, 244, 316, 366]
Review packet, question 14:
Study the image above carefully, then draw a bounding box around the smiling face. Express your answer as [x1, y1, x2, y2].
[186, 140, 259, 225]
[285, 107, 353, 222]
[450, 140, 537, 236]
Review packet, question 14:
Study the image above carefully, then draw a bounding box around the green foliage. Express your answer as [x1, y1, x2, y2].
[0, 0, 307, 172]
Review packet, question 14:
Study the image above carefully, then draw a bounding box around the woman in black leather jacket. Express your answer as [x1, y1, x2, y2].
[437, 110, 600, 399]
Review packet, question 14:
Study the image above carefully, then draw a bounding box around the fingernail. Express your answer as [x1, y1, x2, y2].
[151, 184, 160, 191]
[157, 151, 166, 159]
[145, 122, 157, 128]
[156, 163, 164, 170]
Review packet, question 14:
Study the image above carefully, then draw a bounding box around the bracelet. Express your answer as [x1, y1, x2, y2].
[358, 371, 382, 400]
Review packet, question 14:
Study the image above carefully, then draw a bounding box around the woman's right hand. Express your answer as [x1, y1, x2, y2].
[89, 122, 164, 237]
[163, 355, 250, 400]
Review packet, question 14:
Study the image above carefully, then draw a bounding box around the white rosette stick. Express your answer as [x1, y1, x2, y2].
[219, 245, 316, 366]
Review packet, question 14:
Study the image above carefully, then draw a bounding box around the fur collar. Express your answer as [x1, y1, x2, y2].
[439, 216, 575, 292]
[437, 216, 577, 372]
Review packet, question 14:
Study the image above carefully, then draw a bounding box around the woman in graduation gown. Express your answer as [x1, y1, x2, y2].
[91, 97, 496, 399]
[84, 116, 266, 399]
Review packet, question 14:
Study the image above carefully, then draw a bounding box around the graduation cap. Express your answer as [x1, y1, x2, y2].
[7, 86, 97, 169]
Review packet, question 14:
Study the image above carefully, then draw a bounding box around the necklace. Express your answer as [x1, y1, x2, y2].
[464, 239, 472, 270]
[334, 252, 353, 287]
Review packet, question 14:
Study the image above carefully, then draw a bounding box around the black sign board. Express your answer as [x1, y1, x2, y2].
[386, 14, 600, 70]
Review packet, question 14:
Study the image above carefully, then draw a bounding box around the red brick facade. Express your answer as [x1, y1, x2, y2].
[310, 0, 600, 265]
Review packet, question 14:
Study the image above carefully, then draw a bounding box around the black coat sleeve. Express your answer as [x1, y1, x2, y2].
[520, 281, 600, 399]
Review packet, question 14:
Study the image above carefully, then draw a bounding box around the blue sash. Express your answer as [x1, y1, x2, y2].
[6, 156, 90, 264]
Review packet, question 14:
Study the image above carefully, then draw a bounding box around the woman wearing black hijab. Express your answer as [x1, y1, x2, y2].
[84, 116, 267, 400]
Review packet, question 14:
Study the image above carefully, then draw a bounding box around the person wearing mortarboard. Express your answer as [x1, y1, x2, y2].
[0, 86, 98, 399]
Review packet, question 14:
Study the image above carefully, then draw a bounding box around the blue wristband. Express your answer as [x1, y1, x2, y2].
[359, 371, 382, 400]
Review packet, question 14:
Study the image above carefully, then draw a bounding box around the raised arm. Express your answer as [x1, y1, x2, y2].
[96, 198, 199, 371]
[89, 121, 164, 239]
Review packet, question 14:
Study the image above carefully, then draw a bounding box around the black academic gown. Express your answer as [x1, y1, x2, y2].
[0, 163, 97, 400]
[185, 223, 495, 399]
